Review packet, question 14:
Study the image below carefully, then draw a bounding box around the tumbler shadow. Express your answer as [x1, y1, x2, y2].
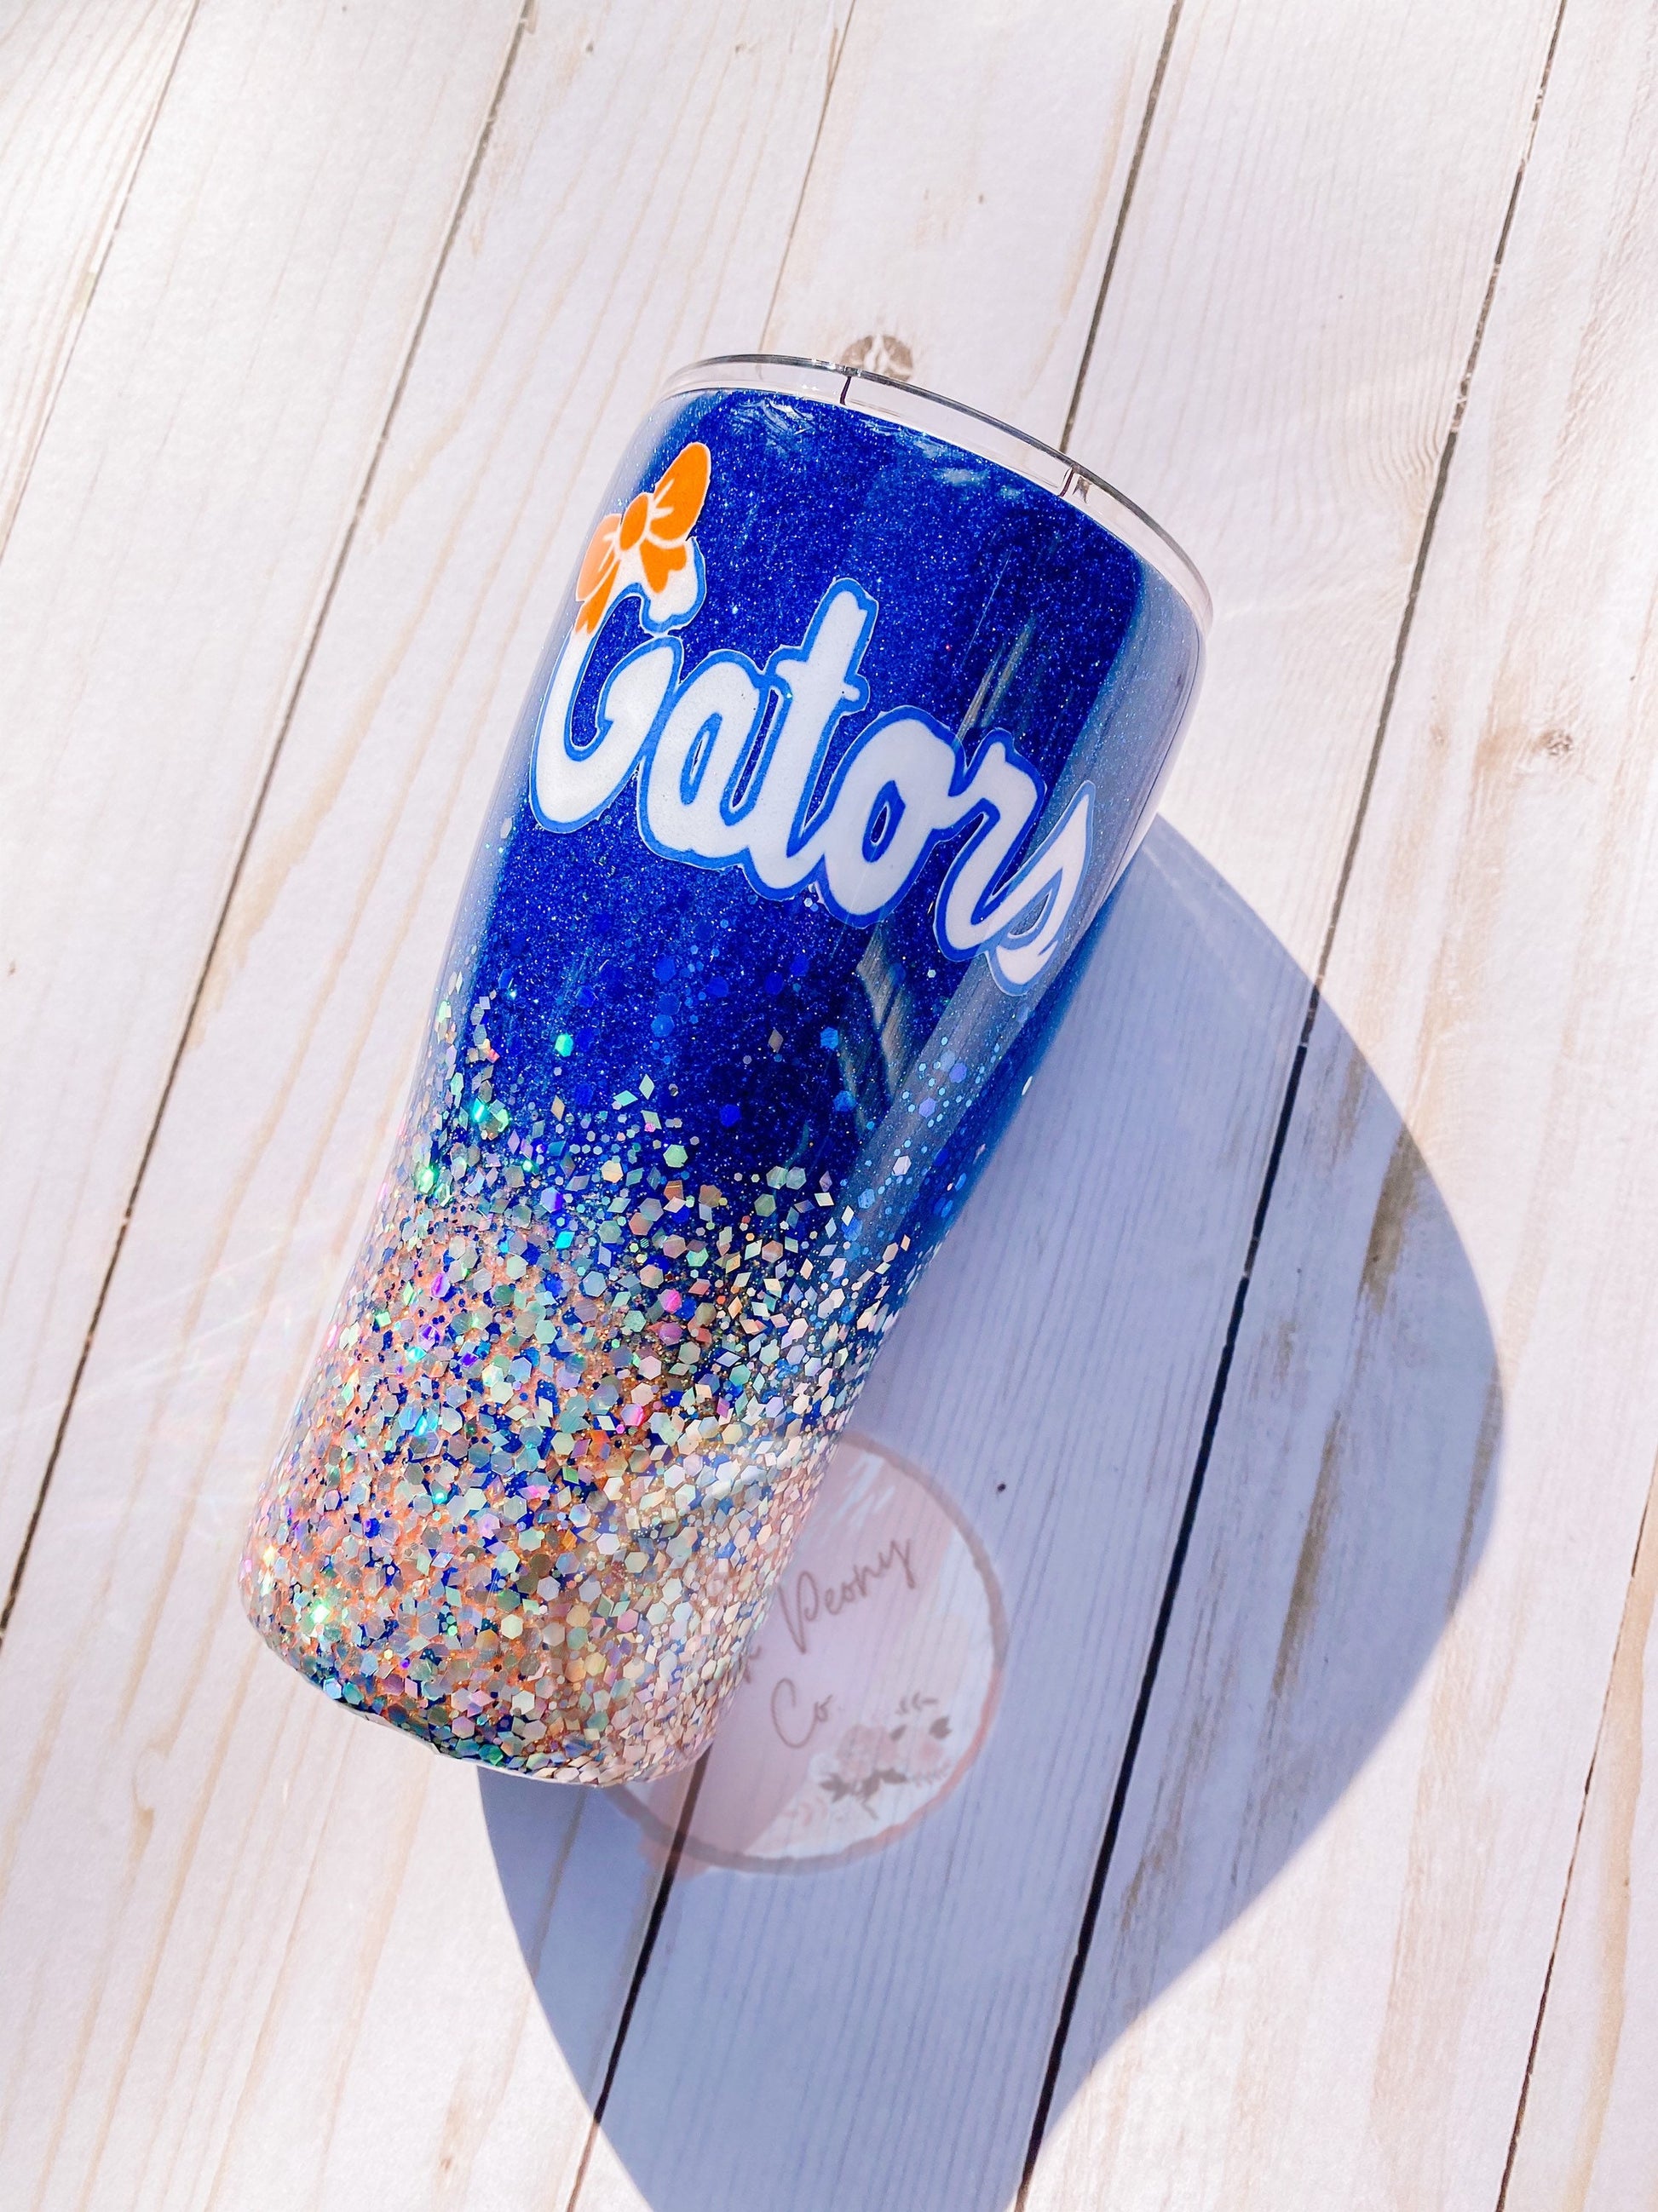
[481, 820, 1500, 2212]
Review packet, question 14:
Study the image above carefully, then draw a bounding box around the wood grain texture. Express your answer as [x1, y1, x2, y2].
[567, 5, 1569, 2209]
[1030, 2, 1658, 2204]
[759, 0, 1176, 430]
[0, 0, 521, 1597]
[1504, 1480, 1658, 2212]
[1074, 0, 1559, 961]
[0, 0, 197, 544]
[1498, 16, 1658, 2158]
[0, 7, 843, 2206]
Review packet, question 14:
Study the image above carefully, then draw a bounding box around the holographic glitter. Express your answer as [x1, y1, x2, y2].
[242, 985, 922, 1781]
[240, 361, 1206, 1783]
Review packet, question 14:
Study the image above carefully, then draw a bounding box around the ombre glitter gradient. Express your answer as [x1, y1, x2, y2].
[241, 376, 1204, 1784]
[242, 979, 931, 1781]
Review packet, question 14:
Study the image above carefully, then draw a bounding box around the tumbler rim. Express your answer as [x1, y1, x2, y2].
[657, 352, 1212, 635]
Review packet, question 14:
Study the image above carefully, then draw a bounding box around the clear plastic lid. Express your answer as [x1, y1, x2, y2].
[657, 353, 1212, 635]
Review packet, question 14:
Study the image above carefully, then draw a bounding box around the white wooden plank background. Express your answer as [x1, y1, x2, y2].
[0, 0, 522, 1592]
[1032, 2, 1658, 2203]
[3, 2, 1656, 2208]
[0, 0, 196, 539]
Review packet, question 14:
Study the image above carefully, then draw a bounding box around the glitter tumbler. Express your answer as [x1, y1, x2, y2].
[241, 356, 1209, 1783]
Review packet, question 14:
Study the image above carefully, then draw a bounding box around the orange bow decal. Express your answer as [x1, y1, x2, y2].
[574, 440, 711, 635]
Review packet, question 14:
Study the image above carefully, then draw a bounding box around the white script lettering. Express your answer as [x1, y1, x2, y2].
[531, 553, 1091, 991]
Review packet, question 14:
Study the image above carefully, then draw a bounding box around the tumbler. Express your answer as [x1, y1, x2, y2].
[241, 355, 1209, 1784]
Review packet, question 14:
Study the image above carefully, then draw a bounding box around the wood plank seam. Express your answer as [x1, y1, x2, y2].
[758, 0, 859, 343]
[552, 17, 1198, 2175]
[1058, 0, 1183, 457]
[1494, 1475, 1657, 2212]
[1013, 2, 1576, 2200]
[1018, 0, 1658, 2178]
[1309, 0, 1574, 996]
[0, 0, 535, 1660]
[562, 1759, 711, 2212]
[1014, 936, 1325, 2210]
[0, 0, 204, 566]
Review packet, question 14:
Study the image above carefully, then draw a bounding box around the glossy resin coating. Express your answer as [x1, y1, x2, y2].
[241, 371, 1205, 1783]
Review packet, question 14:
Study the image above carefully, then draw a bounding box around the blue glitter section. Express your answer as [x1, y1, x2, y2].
[457, 387, 1200, 1273]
